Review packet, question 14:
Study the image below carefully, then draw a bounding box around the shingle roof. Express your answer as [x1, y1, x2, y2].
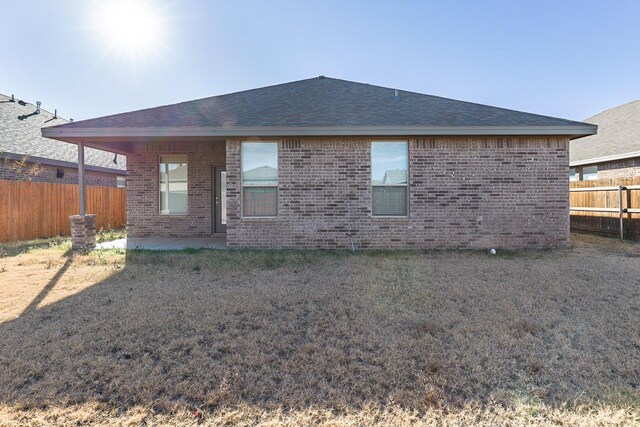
[570, 100, 640, 166]
[49, 77, 593, 131]
[243, 165, 278, 183]
[0, 93, 125, 171]
[164, 164, 187, 181]
[382, 169, 408, 185]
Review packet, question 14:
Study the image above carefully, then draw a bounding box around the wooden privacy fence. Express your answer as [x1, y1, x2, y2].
[570, 177, 640, 239]
[0, 180, 126, 243]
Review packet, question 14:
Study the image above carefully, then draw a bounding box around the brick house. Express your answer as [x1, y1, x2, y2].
[570, 100, 640, 180]
[1, 93, 126, 186]
[43, 77, 596, 249]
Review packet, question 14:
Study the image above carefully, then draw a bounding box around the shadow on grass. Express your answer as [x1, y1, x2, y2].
[0, 247, 638, 417]
[0, 236, 69, 257]
[19, 249, 73, 317]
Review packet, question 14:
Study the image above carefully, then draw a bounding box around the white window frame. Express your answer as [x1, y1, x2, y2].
[241, 141, 279, 218]
[159, 155, 188, 216]
[371, 140, 409, 217]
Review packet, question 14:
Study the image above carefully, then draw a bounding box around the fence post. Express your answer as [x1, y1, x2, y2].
[618, 185, 624, 240]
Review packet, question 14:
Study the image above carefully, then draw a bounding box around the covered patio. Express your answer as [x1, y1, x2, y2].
[39, 133, 227, 250]
[96, 236, 226, 250]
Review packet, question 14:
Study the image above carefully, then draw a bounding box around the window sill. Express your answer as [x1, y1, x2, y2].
[242, 216, 279, 220]
[372, 216, 410, 220]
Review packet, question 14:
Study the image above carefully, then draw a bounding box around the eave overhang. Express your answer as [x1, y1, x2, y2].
[43, 124, 598, 141]
[570, 150, 640, 167]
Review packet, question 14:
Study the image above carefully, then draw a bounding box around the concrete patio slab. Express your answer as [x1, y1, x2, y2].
[96, 236, 226, 250]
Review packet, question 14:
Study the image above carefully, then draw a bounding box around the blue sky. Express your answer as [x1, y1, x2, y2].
[1, 0, 639, 122]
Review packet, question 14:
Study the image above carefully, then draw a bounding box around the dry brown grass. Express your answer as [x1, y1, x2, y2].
[0, 233, 638, 426]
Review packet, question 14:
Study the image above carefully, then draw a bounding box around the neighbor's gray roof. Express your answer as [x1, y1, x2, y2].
[0, 93, 125, 172]
[243, 165, 278, 183]
[45, 77, 596, 139]
[570, 100, 640, 166]
[382, 169, 408, 185]
[163, 163, 187, 181]
[373, 169, 408, 185]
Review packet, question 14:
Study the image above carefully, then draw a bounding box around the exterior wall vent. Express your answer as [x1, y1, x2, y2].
[282, 139, 301, 150]
[415, 138, 436, 149]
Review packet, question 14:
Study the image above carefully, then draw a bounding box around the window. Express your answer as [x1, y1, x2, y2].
[569, 168, 578, 182]
[242, 142, 278, 217]
[116, 176, 126, 187]
[371, 141, 408, 216]
[159, 155, 188, 215]
[582, 165, 598, 180]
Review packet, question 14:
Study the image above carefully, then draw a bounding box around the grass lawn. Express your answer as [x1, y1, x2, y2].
[0, 233, 638, 426]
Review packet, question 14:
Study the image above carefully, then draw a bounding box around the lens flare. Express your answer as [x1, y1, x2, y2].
[91, 0, 167, 63]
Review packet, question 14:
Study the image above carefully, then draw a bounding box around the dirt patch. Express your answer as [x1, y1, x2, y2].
[0, 233, 638, 425]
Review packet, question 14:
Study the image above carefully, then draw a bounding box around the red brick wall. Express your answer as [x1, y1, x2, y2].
[126, 141, 225, 237]
[226, 137, 570, 249]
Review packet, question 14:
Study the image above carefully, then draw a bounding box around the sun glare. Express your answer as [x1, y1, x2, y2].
[92, 0, 166, 62]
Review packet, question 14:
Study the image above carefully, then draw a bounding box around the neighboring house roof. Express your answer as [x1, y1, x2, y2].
[0, 93, 126, 174]
[570, 100, 640, 167]
[43, 77, 596, 143]
[373, 169, 408, 185]
[382, 169, 408, 185]
[243, 165, 278, 183]
[163, 163, 187, 181]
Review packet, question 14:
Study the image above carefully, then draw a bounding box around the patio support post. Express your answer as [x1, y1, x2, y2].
[70, 140, 96, 249]
[78, 141, 86, 216]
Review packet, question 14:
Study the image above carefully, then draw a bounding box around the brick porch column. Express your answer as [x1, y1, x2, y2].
[70, 214, 97, 250]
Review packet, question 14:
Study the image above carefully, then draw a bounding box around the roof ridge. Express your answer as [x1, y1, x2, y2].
[583, 99, 640, 122]
[0, 92, 70, 123]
